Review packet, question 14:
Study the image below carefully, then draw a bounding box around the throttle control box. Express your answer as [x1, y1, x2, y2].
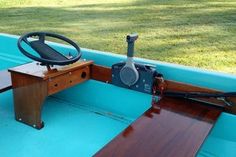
[112, 62, 157, 94]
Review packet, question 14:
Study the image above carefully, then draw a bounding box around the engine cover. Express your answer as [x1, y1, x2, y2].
[112, 62, 157, 94]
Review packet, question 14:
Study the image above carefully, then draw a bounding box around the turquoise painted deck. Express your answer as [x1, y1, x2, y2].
[197, 113, 236, 157]
[0, 81, 151, 157]
[0, 90, 126, 157]
[1, 33, 236, 157]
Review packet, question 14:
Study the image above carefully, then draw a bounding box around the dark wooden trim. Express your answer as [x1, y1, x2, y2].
[90, 64, 112, 83]
[164, 80, 236, 113]
[164, 80, 224, 105]
[90, 65, 236, 113]
[0, 70, 12, 93]
[94, 97, 222, 157]
[9, 61, 92, 129]
[8, 61, 93, 80]
[11, 72, 47, 129]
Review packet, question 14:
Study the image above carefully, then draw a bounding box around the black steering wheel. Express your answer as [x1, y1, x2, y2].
[17, 32, 81, 66]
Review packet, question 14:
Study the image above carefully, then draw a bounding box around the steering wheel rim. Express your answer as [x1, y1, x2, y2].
[17, 32, 82, 66]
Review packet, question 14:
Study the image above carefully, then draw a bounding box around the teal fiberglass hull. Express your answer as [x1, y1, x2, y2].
[0, 33, 236, 157]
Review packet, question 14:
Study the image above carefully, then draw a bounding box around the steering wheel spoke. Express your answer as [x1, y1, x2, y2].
[38, 33, 45, 43]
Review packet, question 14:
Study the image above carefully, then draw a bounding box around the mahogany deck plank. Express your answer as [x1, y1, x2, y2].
[0, 70, 12, 92]
[95, 97, 222, 157]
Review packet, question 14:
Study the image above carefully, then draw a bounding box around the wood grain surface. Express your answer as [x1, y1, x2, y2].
[95, 97, 222, 157]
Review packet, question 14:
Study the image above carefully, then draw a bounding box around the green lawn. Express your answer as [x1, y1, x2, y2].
[0, 0, 235, 73]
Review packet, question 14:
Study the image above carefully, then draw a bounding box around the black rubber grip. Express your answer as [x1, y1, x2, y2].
[126, 33, 138, 57]
[30, 40, 68, 61]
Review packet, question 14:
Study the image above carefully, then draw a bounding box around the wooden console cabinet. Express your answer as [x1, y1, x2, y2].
[8, 61, 93, 129]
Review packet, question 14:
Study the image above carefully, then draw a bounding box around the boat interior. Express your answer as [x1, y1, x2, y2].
[0, 32, 236, 157]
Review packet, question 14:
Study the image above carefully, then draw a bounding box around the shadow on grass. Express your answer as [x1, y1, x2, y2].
[0, 1, 235, 30]
[0, 0, 235, 72]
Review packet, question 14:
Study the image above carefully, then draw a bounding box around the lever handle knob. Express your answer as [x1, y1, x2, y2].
[126, 33, 138, 57]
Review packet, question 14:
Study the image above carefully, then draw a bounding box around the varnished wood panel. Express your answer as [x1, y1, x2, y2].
[48, 73, 68, 95]
[11, 72, 47, 129]
[67, 66, 90, 85]
[0, 70, 12, 92]
[164, 80, 224, 106]
[9, 61, 93, 129]
[95, 97, 222, 157]
[48, 66, 90, 95]
[165, 80, 216, 92]
[90, 65, 112, 83]
[165, 80, 236, 113]
[8, 61, 93, 80]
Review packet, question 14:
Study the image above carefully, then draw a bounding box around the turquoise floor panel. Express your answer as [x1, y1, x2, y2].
[0, 90, 128, 157]
[54, 80, 151, 120]
[197, 112, 236, 157]
[0, 50, 30, 70]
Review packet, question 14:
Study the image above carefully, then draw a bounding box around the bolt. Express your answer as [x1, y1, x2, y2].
[136, 85, 139, 88]
[33, 124, 36, 128]
[19, 118, 22, 121]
